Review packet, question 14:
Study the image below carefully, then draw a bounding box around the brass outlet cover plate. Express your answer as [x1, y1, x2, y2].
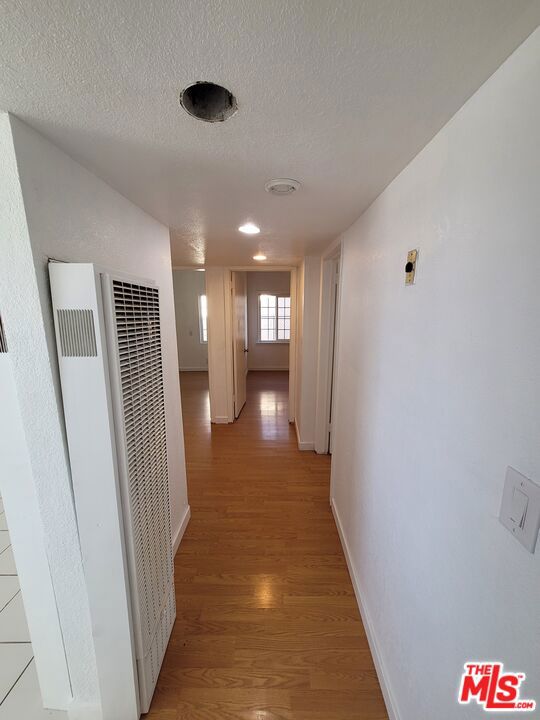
[405, 249, 418, 285]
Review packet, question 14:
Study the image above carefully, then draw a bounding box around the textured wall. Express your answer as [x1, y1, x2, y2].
[0, 114, 189, 715]
[0, 118, 74, 710]
[331, 29, 540, 720]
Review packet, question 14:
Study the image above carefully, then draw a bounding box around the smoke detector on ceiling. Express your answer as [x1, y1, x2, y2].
[264, 178, 301, 196]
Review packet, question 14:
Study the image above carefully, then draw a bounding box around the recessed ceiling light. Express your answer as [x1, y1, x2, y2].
[180, 81, 237, 123]
[253, 254, 267, 261]
[239, 222, 260, 235]
[265, 178, 301, 195]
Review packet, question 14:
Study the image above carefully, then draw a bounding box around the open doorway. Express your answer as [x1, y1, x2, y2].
[172, 268, 211, 427]
[315, 246, 342, 454]
[204, 267, 296, 428]
[172, 269, 208, 373]
[231, 270, 292, 420]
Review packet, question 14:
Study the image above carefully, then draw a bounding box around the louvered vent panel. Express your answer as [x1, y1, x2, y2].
[57, 309, 97, 357]
[112, 279, 175, 709]
[0, 314, 7, 353]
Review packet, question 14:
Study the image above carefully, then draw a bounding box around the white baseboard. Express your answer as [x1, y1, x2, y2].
[172, 505, 191, 555]
[211, 415, 230, 424]
[331, 498, 400, 720]
[179, 367, 208, 372]
[294, 419, 315, 451]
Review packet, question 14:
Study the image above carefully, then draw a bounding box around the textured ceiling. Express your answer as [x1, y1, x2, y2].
[1, 1, 539, 266]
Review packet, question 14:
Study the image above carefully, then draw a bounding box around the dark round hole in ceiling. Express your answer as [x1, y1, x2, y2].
[180, 82, 238, 123]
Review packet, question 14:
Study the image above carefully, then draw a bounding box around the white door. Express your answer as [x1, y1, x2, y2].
[328, 257, 340, 453]
[231, 271, 248, 418]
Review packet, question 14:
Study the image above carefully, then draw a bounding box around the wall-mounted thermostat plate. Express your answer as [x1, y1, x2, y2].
[405, 249, 418, 285]
[500, 466, 540, 553]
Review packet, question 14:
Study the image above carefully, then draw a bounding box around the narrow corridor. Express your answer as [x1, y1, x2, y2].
[148, 371, 387, 719]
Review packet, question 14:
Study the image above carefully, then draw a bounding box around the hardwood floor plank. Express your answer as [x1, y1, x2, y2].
[234, 649, 376, 672]
[158, 666, 310, 690]
[174, 699, 293, 720]
[310, 668, 381, 691]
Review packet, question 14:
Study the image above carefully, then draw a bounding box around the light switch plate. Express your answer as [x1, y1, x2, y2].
[509, 488, 528, 527]
[500, 467, 540, 553]
[405, 249, 418, 285]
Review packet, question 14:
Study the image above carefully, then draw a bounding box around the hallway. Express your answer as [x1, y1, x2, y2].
[148, 371, 387, 719]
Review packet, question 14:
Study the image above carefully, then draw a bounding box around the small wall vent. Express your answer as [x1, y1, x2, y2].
[57, 309, 97, 357]
[0, 314, 7, 353]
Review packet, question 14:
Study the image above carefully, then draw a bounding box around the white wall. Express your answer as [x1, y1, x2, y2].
[206, 267, 234, 423]
[173, 269, 208, 370]
[0, 354, 72, 709]
[330, 28, 540, 720]
[247, 271, 290, 370]
[0, 114, 189, 717]
[295, 257, 321, 450]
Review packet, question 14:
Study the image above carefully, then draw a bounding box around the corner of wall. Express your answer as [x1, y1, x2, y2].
[172, 505, 191, 555]
[294, 418, 315, 451]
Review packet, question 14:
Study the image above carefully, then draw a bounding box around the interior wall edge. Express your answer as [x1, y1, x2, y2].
[331, 497, 400, 720]
[173, 505, 191, 556]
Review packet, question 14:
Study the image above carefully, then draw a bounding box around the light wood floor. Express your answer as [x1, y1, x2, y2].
[147, 371, 387, 719]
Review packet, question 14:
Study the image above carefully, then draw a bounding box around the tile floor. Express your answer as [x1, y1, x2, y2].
[0, 496, 65, 719]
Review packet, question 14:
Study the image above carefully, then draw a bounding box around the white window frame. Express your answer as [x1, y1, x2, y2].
[198, 294, 208, 344]
[257, 292, 290, 344]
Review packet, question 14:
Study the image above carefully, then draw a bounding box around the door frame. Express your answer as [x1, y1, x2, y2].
[314, 244, 342, 454]
[224, 266, 297, 424]
[231, 271, 248, 418]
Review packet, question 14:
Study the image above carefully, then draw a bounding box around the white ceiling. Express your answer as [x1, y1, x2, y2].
[1, 1, 539, 267]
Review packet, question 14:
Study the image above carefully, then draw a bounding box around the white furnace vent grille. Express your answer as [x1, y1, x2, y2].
[0, 314, 7, 353]
[57, 309, 97, 357]
[111, 279, 175, 710]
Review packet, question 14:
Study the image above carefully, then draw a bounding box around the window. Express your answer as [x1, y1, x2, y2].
[258, 294, 290, 342]
[198, 294, 208, 343]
